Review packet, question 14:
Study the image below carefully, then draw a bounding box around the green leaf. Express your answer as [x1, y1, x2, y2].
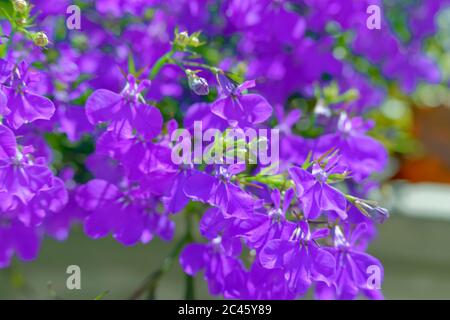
[94, 290, 110, 300]
[0, 1, 14, 20]
[128, 52, 136, 75]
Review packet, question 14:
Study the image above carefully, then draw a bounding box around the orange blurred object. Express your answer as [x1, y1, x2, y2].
[395, 156, 450, 183]
[394, 106, 450, 183]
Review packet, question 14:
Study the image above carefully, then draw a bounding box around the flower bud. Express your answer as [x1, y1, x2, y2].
[33, 32, 49, 47]
[189, 36, 200, 47]
[355, 200, 390, 224]
[13, 0, 28, 14]
[175, 31, 190, 47]
[186, 70, 209, 96]
[174, 31, 203, 48]
[16, 17, 27, 27]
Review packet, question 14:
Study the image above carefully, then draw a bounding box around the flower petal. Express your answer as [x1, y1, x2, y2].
[85, 89, 122, 125]
[260, 239, 295, 269]
[0, 124, 16, 159]
[180, 243, 207, 276]
[133, 103, 163, 140]
[239, 93, 273, 124]
[320, 183, 347, 219]
[6, 90, 55, 129]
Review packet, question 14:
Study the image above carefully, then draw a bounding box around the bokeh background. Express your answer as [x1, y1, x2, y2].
[1, 213, 450, 299]
[1, 1, 450, 299]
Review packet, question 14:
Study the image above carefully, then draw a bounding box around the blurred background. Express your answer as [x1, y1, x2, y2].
[1, 1, 450, 300]
[2, 211, 450, 299]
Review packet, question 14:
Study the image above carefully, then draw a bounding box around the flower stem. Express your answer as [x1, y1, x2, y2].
[148, 49, 175, 80]
[181, 61, 220, 74]
[128, 234, 188, 300]
[183, 210, 195, 300]
[128, 207, 199, 300]
[184, 272, 195, 300]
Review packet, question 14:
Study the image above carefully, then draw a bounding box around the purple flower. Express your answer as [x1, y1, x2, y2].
[224, 261, 297, 300]
[0, 177, 68, 268]
[0, 124, 53, 203]
[57, 104, 94, 142]
[85, 74, 163, 140]
[274, 104, 310, 168]
[183, 165, 263, 218]
[0, 215, 40, 268]
[408, 1, 444, 40]
[43, 189, 86, 242]
[76, 179, 174, 246]
[95, 131, 179, 196]
[0, 60, 55, 129]
[315, 113, 388, 181]
[3, 0, 413, 298]
[316, 224, 384, 300]
[211, 75, 273, 127]
[260, 221, 336, 295]
[234, 188, 295, 250]
[162, 168, 192, 214]
[0, 88, 7, 114]
[180, 235, 243, 295]
[184, 102, 228, 132]
[289, 161, 348, 220]
[95, 0, 152, 17]
[382, 49, 441, 94]
[86, 152, 125, 184]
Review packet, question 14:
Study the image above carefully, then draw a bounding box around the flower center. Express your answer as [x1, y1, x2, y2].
[333, 226, 350, 248]
[269, 208, 283, 223]
[217, 166, 231, 180]
[314, 169, 328, 183]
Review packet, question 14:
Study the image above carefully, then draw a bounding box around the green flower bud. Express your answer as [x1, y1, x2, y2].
[16, 17, 27, 27]
[33, 32, 49, 47]
[186, 70, 209, 96]
[354, 199, 390, 224]
[189, 36, 200, 47]
[175, 31, 190, 47]
[13, 0, 28, 14]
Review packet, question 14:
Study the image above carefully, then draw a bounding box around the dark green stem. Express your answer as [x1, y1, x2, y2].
[184, 273, 195, 300]
[184, 211, 195, 300]
[128, 234, 189, 300]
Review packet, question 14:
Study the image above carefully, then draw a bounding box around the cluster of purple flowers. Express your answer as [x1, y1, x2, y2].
[0, 0, 448, 299]
[0, 59, 67, 266]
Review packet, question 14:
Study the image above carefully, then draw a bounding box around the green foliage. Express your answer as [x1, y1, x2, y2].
[45, 132, 95, 183]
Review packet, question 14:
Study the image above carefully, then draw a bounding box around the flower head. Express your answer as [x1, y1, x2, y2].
[0, 60, 55, 129]
[289, 159, 348, 220]
[211, 75, 273, 127]
[85, 74, 163, 140]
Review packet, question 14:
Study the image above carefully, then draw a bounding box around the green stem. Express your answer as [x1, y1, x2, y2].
[183, 211, 195, 300]
[148, 47, 221, 80]
[184, 272, 195, 300]
[181, 61, 220, 74]
[149, 49, 175, 80]
[238, 174, 292, 190]
[128, 234, 188, 300]
[169, 57, 187, 72]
